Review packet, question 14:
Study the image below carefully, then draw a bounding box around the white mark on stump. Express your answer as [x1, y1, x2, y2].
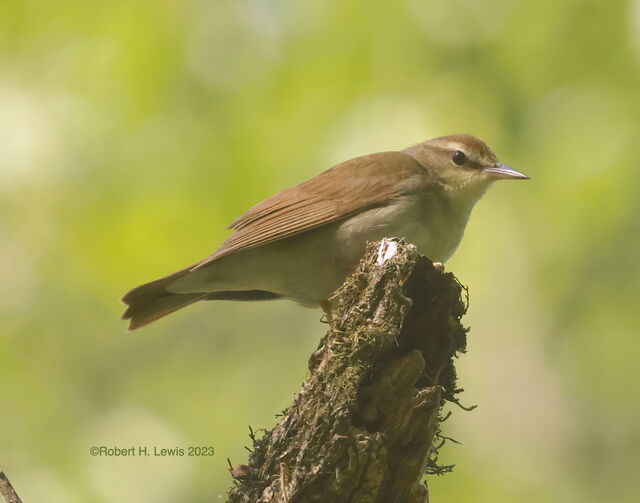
[377, 239, 398, 265]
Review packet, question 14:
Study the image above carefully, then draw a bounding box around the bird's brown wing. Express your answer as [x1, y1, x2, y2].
[194, 151, 424, 268]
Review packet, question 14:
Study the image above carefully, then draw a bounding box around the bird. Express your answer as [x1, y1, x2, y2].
[121, 134, 528, 330]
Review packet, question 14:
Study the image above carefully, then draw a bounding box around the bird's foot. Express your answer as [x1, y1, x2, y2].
[433, 261, 445, 272]
[318, 300, 334, 324]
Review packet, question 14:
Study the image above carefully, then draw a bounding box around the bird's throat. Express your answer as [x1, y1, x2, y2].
[444, 178, 492, 216]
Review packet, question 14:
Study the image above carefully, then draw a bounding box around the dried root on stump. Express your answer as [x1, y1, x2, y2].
[227, 238, 469, 503]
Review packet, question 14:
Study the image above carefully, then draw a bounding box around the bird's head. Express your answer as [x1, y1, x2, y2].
[404, 134, 528, 194]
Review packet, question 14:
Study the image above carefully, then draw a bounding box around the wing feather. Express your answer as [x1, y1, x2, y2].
[195, 151, 423, 268]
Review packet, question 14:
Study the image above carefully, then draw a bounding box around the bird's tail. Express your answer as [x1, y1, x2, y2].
[121, 267, 283, 330]
[121, 267, 207, 331]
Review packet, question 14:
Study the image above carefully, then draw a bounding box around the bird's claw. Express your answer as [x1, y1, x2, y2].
[318, 300, 334, 323]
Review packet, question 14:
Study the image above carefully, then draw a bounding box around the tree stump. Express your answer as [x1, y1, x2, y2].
[227, 238, 470, 503]
[0, 472, 22, 503]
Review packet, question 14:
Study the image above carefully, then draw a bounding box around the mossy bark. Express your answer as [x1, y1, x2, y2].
[227, 239, 469, 503]
[0, 472, 22, 503]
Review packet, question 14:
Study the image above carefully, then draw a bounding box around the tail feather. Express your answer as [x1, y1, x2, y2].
[121, 266, 204, 330]
[122, 292, 207, 330]
[121, 267, 283, 330]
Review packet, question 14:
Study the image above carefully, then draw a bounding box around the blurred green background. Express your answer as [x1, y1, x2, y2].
[1, 0, 639, 501]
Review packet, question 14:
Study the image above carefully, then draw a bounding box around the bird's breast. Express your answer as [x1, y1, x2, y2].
[335, 194, 470, 265]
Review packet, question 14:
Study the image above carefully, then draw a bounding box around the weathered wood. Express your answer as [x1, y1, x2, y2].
[227, 239, 469, 503]
[0, 472, 22, 503]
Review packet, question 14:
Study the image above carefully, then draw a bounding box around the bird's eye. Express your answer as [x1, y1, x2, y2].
[452, 150, 467, 166]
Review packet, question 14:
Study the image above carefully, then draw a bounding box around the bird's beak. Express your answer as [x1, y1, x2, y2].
[483, 163, 529, 180]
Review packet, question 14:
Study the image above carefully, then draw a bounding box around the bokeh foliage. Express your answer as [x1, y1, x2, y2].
[1, 0, 639, 501]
